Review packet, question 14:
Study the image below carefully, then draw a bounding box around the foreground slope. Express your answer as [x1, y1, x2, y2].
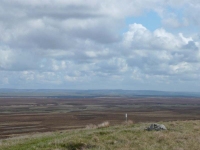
[0, 120, 200, 150]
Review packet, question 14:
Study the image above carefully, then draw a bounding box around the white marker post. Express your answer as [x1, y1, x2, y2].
[125, 113, 127, 122]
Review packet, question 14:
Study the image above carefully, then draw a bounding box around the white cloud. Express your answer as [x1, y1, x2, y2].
[123, 23, 200, 83]
[123, 23, 189, 50]
[0, 0, 200, 91]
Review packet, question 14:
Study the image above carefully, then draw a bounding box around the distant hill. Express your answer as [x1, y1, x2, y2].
[0, 89, 200, 98]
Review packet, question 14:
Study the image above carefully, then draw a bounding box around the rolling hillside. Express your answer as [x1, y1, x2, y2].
[1, 120, 200, 150]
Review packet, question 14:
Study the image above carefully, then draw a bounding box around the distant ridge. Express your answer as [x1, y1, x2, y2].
[0, 89, 200, 98]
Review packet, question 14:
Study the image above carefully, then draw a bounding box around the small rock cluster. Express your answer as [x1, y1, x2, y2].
[145, 123, 167, 131]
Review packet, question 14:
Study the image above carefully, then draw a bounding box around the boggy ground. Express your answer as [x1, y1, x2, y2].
[1, 97, 200, 139]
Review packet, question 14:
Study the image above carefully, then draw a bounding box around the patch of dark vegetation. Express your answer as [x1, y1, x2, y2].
[96, 131, 112, 135]
[61, 142, 95, 150]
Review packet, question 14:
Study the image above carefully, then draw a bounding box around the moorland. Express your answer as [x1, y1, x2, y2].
[1, 96, 200, 139]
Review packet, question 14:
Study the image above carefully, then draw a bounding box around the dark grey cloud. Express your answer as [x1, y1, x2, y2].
[28, 6, 103, 20]
[182, 41, 198, 51]
[0, 1, 122, 52]
[69, 25, 120, 44]
[0, 3, 102, 22]
[12, 28, 71, 49]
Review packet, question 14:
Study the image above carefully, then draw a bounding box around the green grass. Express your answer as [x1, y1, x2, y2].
[1, 120, 200, 150]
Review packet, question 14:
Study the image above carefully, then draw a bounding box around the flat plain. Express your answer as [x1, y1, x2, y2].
[1, 97, 200, 139]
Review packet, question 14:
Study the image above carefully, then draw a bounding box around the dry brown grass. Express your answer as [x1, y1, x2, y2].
[122, 120, 134, 125]
[85, 124, 97, 129]
[97, 121, 110, 128]
[85, 121, 110, 129]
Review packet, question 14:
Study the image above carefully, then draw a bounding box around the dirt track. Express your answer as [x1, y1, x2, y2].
[1, 97, 200, 139]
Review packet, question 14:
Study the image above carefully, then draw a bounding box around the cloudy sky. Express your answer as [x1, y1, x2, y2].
[0, 0, 200, 91]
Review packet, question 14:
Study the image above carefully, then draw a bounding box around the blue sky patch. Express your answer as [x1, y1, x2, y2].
[125, 11, 161, 32]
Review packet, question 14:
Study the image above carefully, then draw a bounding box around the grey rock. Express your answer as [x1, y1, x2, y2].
[145, 123, 167, 131]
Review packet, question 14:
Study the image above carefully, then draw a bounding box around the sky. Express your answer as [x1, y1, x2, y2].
[0, 0, 200, 91]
